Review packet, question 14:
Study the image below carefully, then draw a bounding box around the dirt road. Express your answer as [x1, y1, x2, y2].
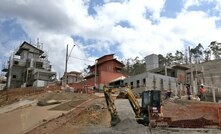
[0, 101, 65, 134]
[0, 90, 96, 134]
[2, 89, 221, 134]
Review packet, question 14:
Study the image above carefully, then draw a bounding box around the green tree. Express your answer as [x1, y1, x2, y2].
[174, 50, 184, 63]
[209, 41, 221, 59]
[165, 53, 175, 65]
[203, 48, 211, 61]
[190, 43, 204, 63]
[158, 54, 167, 66]
[122, 57, 146, 76]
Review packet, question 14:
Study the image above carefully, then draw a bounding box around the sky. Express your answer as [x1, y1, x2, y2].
[0, 0, 221, 76]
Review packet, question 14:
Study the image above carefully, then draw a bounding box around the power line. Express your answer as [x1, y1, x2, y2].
[69, 56, 94, 62]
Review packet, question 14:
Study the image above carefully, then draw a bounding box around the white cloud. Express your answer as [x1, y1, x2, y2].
[184, 0, 201, 9]
[0, 0, 221, 76]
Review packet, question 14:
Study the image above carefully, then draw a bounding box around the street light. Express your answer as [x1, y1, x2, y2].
[63, 44, 76, 87]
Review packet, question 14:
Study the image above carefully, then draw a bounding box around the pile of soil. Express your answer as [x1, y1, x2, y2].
[163, 100, 221, 122]
[0, 87, 44, 107]
[49, 99, 108, 134]
[83, 118, 150, 134]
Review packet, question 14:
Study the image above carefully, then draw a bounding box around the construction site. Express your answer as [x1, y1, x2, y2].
[1, 84, 221, 134]
[1, 41, 221, 134]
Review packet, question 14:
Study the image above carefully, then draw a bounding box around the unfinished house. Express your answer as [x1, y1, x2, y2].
[2, 41, 56, 89]
[62, 71, 82, 84]
[124, 54, 188, 95]
[84, 54, 125, 90]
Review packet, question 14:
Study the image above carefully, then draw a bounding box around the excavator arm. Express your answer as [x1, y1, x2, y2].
[103, 87, 121, 126]
[103, 87, 148, 126]
[122, 88, 142, 118]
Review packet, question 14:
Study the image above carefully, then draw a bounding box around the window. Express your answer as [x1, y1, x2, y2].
[160, 79, 163, 90]
[14, 61, 19, 65]
[116, 68, 121, 73]
[13, 75, 16, 79]
[153, 75, 156, 89]
[125, 83, 128, 87]
[130, 82, 133, 89]
[108, 65, 112, 72]
[35, 62, 43, 69]
[143, 78, 146, 87]
[136, 80, 140, 88]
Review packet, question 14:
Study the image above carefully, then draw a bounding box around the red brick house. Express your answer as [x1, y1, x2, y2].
[84, 54, 125, 90]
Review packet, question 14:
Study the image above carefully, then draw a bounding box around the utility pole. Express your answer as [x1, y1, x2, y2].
[62, 44, 76, 87]
[94, 60, 98, 89]
[64, 44, 68, 86]
[189, 46, 195, 95]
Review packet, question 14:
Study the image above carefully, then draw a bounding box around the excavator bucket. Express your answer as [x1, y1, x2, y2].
[111, 114, 121, 126]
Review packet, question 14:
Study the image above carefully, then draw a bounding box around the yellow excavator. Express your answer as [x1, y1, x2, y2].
[103, 86, 162, 126]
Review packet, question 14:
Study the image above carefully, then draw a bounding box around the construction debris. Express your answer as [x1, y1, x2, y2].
[37, 100, 61, 106]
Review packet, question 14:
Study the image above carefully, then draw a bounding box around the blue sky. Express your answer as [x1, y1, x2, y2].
[0, 0, 221, 75]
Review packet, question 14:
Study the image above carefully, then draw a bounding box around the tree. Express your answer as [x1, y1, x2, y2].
[122, 57, 146, 76]
[174, 50, 184, 64]
[158, 54, 167, 66]
[190, 43, 204, 63]
[209, 41, 221, 59]
[165, 53, 175, 65]
[203, 48, 211, 61]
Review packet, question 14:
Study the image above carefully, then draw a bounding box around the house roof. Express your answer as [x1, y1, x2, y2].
[96, 54, 114, 61]
[149, 66, 173, 73]
[68, 71, 82, 74]
[84, 73, 95, 79]
[110, 76, 126, 83]
[15, 41, 44, 55]
[89, 58, 124, 69]
[172, 64, 189, 70]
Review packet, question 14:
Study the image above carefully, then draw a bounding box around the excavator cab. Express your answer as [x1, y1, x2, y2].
[139, 90, 161, 125]
[142, 90, 161, 113]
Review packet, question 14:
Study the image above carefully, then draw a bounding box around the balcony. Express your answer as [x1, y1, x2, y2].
[84, 72, 98, 79]
[13, 58, 26, 67]
[33, 69, 56, 81]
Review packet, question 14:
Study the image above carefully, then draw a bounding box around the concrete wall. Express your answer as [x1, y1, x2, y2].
[191, 59, 221, 88]
[176, 69, 186, 83]
[145, 54, 159, 71]
[33, 80, 46, 87]
[124, 72, 177, 94]
[0, 83, 6, 90]
[10, 66, 24, 88]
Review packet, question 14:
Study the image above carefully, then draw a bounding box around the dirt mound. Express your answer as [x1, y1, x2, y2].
[113, 118, 144, 131]
[163, 100, 221, 122]
[48, 100, 85, 111]
[85, 118, 149, 134]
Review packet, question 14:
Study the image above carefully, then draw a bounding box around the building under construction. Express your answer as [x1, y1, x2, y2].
[2, 41, 56, 89]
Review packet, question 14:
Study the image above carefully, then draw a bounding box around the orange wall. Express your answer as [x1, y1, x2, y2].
[84, 71, 124, 87]
[99, 71, 125, 85]
[85, 77, 95, 87]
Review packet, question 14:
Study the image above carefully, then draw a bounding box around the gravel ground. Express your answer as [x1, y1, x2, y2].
[82, 99, 221, 134]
